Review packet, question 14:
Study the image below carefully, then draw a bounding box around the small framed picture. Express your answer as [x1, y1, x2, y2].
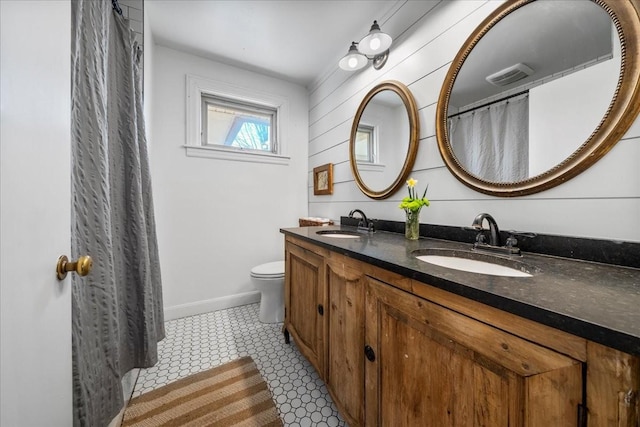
[313, 163, 333, 195]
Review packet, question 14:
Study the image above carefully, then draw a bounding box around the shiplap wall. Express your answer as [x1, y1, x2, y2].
[307, 0, 640, 242]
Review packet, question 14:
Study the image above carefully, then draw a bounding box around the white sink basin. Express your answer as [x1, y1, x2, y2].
[416, 255, 532, 277]
[413, 249, 536, 278]
[316, 230, 361, 239]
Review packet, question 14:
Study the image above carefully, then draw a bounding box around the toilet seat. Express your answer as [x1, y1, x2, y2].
[250, 261, 285, 279]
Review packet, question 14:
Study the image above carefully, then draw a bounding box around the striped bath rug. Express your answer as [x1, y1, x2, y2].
[122, 356, 282, 426]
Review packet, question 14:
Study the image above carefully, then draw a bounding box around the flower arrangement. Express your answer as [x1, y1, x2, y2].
[399, 178, 429, 213]
[399, 178, 429, 240]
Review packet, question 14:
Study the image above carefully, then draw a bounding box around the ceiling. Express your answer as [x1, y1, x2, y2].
[145, 0, 399, 87]
[449, 0, 614, 108]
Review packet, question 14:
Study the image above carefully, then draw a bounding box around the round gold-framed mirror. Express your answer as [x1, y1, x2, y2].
[435, 0, 640, 197]
[350, 80, 420, 199]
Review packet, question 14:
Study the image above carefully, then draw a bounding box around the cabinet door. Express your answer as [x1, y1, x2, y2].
[364, 277, 583, 427]
[285, 242, 326, 375]
[326, 256, 366, 426]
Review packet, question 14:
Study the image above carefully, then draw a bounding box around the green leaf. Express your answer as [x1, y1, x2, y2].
[422, 184, 429, 199]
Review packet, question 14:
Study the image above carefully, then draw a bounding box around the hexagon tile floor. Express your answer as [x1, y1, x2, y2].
[130, 303, 346, 426]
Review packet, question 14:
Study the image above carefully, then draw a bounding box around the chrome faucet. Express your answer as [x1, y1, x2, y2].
[349, 209, 374, 232]
[471, 213, 501, 247]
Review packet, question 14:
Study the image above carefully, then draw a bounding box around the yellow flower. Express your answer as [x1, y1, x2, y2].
[400, 177, 430, 213]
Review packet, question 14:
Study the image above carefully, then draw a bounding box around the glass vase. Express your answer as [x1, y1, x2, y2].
[405, 209, 420, 240]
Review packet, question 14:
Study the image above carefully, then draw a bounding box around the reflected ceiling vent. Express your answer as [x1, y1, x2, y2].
[486, 63, 534, 86]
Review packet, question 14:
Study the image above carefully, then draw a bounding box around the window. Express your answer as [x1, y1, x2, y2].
[201, 94, 277, 154]
[355, 124, 376, 163]
[185, 75, 290, 164]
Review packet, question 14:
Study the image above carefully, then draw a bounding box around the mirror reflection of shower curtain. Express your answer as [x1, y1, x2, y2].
[449, 94, 529, 182]
[71, 1, 165, 426]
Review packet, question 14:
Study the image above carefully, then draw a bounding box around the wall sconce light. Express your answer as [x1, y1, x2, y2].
[339, 20, 393, 72]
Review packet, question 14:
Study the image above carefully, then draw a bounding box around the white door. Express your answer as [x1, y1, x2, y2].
[1, 1, 73, 425]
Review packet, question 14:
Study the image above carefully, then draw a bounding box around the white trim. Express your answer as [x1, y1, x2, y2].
[183, 145, 290, 165]
[163, 291, 261, 321]
[186, 74, 290, 164]
[356, 162, 386, 172]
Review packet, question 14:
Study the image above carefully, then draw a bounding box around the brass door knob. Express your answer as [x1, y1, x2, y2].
[56, 255, 93, 280]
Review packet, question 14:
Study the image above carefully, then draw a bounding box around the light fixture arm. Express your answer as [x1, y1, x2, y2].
[354, 42, 389, 61]
[366, 48, 390, 70]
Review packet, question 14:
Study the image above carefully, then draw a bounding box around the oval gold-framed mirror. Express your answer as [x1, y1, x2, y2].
[350, 80, 420, 199]
[435, 0, 640, 197]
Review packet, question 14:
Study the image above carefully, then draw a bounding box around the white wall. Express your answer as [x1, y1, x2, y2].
[308, 0, 640, 242]
[529, 57, 619, 176]
[150, 45, 308, 319]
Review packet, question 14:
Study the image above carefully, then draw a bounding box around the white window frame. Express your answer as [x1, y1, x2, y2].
[201, 94, 277, 153]
[185, 74, 290, 165]
[355, 123, 376, 163]
[354, 122, 385, 173]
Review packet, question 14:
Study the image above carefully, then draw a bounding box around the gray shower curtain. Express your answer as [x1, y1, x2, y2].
[71, 2, 164, 426]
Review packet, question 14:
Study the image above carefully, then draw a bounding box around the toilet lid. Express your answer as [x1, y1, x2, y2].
[251, 261, 285, 278]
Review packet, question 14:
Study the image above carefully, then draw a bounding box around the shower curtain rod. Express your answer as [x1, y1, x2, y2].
[112, 0, 123, 16]
[448, 89, 529, 119]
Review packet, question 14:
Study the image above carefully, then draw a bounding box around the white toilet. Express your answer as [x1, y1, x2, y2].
[250, 260, 285, 323]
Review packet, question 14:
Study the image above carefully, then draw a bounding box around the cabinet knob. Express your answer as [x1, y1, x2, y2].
[317, 304, 324, 315]
[364, 345, 376, 362]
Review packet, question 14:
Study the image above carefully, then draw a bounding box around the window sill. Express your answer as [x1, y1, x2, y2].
[183, 145, 290, 165]
[356, 162, 386, 172]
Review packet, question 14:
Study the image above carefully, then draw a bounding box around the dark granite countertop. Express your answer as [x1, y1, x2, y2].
[281, 225, 640, 357]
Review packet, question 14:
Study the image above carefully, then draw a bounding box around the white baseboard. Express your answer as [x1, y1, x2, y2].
[163, 291, 261, 321]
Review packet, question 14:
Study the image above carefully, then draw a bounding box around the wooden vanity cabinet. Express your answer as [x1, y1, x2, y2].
[325, 254, 366, 426]
[283, 236, 640, 427]
[364, 277, 582, 426]
[284, 237, 327, 375]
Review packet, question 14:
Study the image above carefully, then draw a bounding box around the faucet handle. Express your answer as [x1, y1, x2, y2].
[505, 230, 537, 239]
[358, 218, 375, 233]
[504, 230, 536, 252]
[464, 226, 487, 243]
[367, 219, 375, 232]
[505, 235, 518, 248]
